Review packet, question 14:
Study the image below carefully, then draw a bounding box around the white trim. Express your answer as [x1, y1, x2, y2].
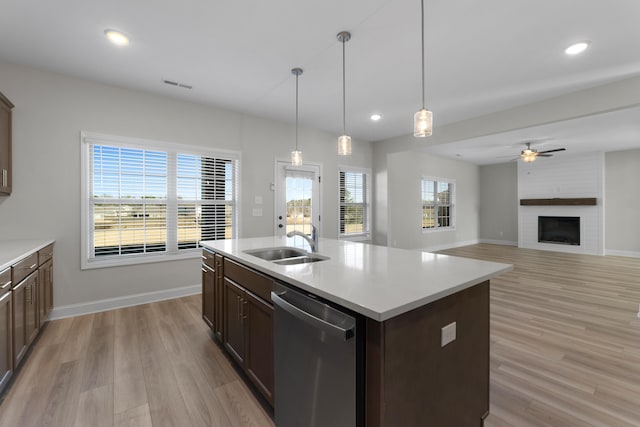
[80, 131, 241, 269]
[420, 239, 480, 253]
[479, 239, 518, 246]
[338, 165, 372, 240]
[49, 284, 201, 320]
[605, 249, 640, 258]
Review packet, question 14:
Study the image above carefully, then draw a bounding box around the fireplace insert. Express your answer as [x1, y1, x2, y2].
[538, 216, 580, 245]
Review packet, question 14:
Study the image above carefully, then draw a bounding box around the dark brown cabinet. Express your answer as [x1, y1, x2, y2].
[223, 278, 246, 365]
[202, 260, 215, 329]
[0, 268, 12, 394]
[202, 249, 224, 341]
[0, 91, 13, 195]
[12, 275, 28, 368]
[38, 244, 54, 327]
[244, 290, 274, 404]
[219, 258, 275, 405]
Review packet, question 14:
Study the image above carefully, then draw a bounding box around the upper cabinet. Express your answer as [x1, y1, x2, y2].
[0, 91, 14, 195]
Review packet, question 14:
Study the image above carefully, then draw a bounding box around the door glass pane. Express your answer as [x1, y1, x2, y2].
[285, 171, 314, 236]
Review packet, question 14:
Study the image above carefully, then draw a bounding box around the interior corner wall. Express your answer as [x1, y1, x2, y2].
[478, 163, 518, 245]
[386, 151, 480, 251]
[0, 62, 373, 311]
[605, 149, 640, 257]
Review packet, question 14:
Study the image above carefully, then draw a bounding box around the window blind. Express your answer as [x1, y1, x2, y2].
[339, 170, 368, 236]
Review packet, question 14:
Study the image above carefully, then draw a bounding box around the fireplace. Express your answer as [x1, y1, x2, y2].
[538, 216, 580, 245]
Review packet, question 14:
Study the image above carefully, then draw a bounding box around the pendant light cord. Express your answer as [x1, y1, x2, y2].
[342, 38, 346, 135]
[295, 72, 299, 151]
[421, 0, 425, 109]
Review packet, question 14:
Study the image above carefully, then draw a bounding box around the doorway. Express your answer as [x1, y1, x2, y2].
[274, 160, 321, 237]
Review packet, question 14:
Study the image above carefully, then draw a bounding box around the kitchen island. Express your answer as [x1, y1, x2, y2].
[201, 236, 511, 426]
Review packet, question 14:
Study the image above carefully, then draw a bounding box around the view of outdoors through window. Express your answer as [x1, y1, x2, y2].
[285, 172, 313, 235]
[422, 179, 453, 229]
[91, 144, 234, 257]
[340, 171, 366, 235]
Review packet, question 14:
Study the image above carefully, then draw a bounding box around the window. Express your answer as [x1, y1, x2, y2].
[339, 167, 371, 240]
[422, 177, 455, 231]
[81, 132, 239, 268]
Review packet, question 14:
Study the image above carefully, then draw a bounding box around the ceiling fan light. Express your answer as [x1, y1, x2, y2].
[338, 135, 352, 156]
[522, 153, 537, 163]
[414, 108, 433, 137]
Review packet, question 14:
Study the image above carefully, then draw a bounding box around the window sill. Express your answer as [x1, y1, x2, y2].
[81, 249, 201, 270]
[339, 234, 371, 242]
[422, 226, 456, 234]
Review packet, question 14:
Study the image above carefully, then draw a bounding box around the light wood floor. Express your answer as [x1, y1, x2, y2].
[0, 295, 274, 427]
[1, 244, 639, 426]
[438, 244, 640, 427]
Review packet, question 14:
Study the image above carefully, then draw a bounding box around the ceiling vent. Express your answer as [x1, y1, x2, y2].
[162, 79, 192, 90]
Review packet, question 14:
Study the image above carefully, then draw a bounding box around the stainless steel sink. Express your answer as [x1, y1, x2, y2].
[244, 246, 329, 265]
[244, 247, 308, 261]
[273, 254, 330, 265]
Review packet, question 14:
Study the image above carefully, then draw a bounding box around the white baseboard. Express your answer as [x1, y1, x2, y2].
[49, 284, 201, 320]
[479, 239, 518, 246]
[422, 239, 480, 253]
[605, 249, 640, 259]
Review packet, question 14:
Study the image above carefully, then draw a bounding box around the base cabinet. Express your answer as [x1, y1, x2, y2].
[0, 289, 12, 393]
[202, 263, 215, 329]
[216, 258, 274, 406]
[12, 276, 28, 368]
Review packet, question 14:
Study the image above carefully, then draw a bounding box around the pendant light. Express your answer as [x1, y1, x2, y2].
[291, 68, 303, 166]
[414, 0, 433, 137]
[337, 31, 352, 156]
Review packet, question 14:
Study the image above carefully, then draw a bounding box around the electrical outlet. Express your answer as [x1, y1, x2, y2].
[441, 322, 456, 347]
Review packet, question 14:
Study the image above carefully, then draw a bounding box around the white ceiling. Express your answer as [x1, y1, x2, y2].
[1, 0, 640, 148]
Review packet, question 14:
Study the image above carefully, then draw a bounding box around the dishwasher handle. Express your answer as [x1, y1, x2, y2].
[272, 291, 355, 341]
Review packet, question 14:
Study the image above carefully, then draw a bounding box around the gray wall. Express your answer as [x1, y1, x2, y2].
[479, 162, 518, 244]
[0, 62, 373, 310]
[387, 151, 480, 250]
[605, 149, 640, 255]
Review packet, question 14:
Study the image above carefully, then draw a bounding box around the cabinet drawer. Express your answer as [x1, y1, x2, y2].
[12, 253, 38, 286]
[0, 267, 10, 296]
[38, 244, 54, 265]
[202, 249, 216, 269]
[224, 258, 273, 303]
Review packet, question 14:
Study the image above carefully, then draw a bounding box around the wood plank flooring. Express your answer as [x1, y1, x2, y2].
[1, 244, 638, 426]
[438, 244, 640, 427]
[0, 296, 274, 427]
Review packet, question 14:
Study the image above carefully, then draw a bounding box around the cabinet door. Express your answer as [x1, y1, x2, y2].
[223, 278, 245, 365]
[202, 264, 215, 329]
[46, 260, 53, 315]
[244, 291, 274, 405]
[25, 275, 39, 346]
[0, 94, 11, 195]
[213, 254, 224, 341]
[0, 291, 12, 394]
[12, 279, 27, 368]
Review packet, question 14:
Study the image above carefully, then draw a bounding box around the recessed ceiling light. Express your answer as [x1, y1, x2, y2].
[370, 114, 382, 121]
[564, 41, 589, 55]
[104, 29, 130, 46]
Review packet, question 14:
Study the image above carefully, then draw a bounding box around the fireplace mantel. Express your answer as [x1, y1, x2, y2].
[520, 198, 597, 206]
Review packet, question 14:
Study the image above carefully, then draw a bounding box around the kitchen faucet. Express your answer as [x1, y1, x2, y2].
[286, 224, 318, 252]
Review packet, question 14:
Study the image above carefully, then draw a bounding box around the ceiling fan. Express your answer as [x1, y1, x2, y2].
[518, 142, 566, 162]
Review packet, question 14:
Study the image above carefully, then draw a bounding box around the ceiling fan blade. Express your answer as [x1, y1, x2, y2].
[537, 154, 553, 157]
[537, 148, 566, 154]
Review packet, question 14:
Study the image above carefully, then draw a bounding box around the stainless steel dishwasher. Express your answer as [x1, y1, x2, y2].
[272, 283, 364, 427]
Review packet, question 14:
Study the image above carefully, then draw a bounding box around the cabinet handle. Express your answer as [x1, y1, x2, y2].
[1, 280, 11, 289]
[237, 295, 241, 321]
[242, 300, 248, 320]
[201, 268, 207, 273]
[201, 255, 207, 260]
[2, 169, 6, 188]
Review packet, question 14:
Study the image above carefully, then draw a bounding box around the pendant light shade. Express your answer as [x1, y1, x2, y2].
[414, 0, 433, 138]
[291, 67, 303, 166]
[337, 31, 352, 156]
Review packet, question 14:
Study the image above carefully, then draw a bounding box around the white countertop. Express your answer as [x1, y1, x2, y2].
[201, 236, 512, 321]
[0, 239, 56, 271]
